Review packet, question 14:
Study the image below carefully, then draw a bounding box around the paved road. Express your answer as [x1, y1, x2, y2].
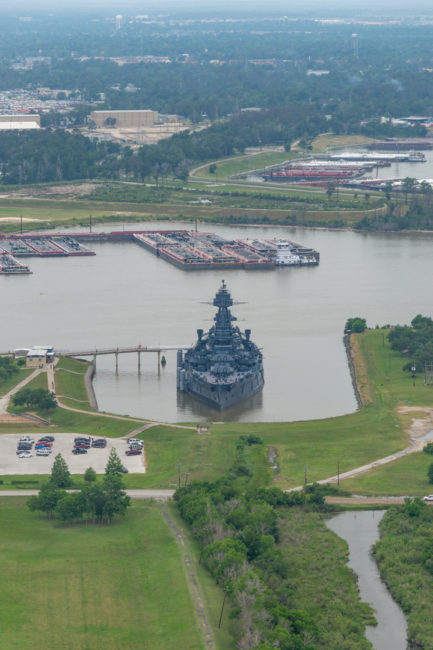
[325, 496, 408, 505]
[0, 489, 175, 500]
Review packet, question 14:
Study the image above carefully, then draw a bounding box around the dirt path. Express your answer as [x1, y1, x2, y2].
[158, 503, 215, 650]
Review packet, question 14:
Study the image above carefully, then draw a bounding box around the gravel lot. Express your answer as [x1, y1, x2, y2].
[0, 434, 146, 475]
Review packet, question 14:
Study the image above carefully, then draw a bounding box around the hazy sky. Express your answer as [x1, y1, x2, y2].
[5, 0, 433, 15]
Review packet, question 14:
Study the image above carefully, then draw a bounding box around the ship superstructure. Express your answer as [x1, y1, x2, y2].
[177, 282, 264, 410]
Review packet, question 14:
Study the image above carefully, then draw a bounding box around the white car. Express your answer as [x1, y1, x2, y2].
[36, 448, 51, 456]
[19, 436, 33, 442]
[128, 439, 143, 446]
[423, 495, 433, 502]
[18, 451, 32, 458]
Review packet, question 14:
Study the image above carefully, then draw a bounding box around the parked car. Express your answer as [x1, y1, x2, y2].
[423, 495, 433, 502]
[18, 451, 32, 458]
[38, 436, 54, 442]
[36, 449, 51, 456]
[19, 436, 33, 442]
[75, 437, 91, 444]
[125, 449, 141, 456]
[121, 466, 129, 473]
[128, 439, 143, 447]
[92, 438, 107, 448]
[72, 448, 87, 454]
[74, 443, 90, 449]
[17, 443, 32, 450]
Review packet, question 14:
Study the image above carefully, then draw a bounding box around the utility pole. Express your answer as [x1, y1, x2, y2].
[337, 461, 340, 487]
[218, 591, 227, 628]
[177, 461, 181, 488]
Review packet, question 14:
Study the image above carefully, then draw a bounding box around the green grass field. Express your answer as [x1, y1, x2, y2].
[0, 498, 206, 650]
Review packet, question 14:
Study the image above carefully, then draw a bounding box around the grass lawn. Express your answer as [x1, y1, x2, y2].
[311, 134, 378, 153]
[0, 498, 205, 650]
[341, 452, 433, 496]
[191, 150, 297, 180]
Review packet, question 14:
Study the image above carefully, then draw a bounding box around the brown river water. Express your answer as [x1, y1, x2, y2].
[2, 221, 433, 422]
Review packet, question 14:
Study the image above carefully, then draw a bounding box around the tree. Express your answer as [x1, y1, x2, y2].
[27, 482, 66, 518]
[55, 493, 84, 522]
[428, 462, 433, 485]
[326, 182, 335, 201]
[209, 163, 217, 174]
[84, 467, 97, 483]
[103, 449, 130, 523]
[384, 181, 393, 201]
[105, 448, 123, 476]
[402, 177, 416, 203]
[50, 453, 73, 488]
[345, 317, 367, 333]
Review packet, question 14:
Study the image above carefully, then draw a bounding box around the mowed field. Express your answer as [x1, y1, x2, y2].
[0, 498, 204, 650]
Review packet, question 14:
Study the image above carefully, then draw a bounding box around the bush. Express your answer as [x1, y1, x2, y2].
[424, 443, 433, 455]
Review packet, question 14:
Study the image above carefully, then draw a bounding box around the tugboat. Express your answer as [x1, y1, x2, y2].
[177, 281, 264, 410]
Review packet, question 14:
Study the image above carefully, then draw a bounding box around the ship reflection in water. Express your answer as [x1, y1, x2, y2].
[177, 388, 264, 421]
[177, 281, 264, 411]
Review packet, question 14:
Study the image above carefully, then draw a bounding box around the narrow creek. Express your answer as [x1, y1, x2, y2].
[326, 510, 407, 650]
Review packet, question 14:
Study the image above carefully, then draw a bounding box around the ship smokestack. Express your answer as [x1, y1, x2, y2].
[245, 329, 251, 341]
[197, 329, 203, 340]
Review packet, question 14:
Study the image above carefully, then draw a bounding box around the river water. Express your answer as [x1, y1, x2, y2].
[2, 221, 433, 422]
[326, 510, 407, 650]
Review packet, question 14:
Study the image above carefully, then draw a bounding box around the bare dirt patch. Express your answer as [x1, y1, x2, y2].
[397, 405, 433, 440]
[0, 183, 99, 200]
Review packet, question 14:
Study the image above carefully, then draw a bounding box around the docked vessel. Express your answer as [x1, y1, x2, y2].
[177, 281, 264, 410]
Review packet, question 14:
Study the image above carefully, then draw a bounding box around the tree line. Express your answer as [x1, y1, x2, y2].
[174, 435, 341, 649]
[388, 314, 433, 373]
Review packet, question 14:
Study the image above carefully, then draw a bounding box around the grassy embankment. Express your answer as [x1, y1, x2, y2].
[55, 357, 92, 410]
[0, 497, 218, 650]
[374, 504, 433, 649]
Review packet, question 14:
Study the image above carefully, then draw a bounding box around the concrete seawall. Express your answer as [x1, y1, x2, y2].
[84, 363, 98, 411]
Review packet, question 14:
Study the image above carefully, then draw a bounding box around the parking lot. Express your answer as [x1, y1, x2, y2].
[0, 434, 146, 475]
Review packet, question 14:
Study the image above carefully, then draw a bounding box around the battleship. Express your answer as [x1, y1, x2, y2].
[177, 281, 264, 410]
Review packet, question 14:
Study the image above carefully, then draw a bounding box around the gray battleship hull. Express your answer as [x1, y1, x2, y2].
[184, 371, 264, 410]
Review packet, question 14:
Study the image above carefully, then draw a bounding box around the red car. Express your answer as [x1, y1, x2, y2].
[125, 449, 141, 456]
[35, 442, 52, 448]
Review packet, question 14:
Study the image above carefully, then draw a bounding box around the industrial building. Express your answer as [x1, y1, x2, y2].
[0, 114, 40, 130]
[90, 109, 158, 129]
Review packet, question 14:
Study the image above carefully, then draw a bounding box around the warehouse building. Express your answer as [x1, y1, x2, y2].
[90, 109, 158, 128]
[0, 114, 40, 130]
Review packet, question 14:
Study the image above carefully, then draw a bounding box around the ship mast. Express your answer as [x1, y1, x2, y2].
[212, 280, 236, 346]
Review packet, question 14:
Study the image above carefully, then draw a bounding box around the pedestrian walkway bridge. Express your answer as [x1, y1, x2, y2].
[57, 345, 188, 373]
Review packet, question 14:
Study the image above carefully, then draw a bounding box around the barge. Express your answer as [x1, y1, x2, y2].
[0, 230, 319, 273]
[0, 252, 31, 274]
